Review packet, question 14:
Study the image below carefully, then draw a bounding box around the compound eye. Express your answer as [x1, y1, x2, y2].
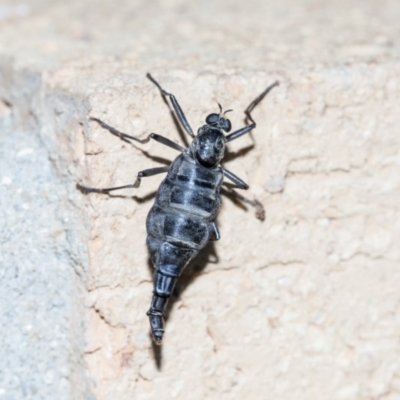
[224, 119, 232, 132]
[206, 113, 219, 125]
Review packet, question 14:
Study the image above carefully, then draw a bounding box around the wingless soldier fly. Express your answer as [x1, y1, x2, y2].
[78, 73, 279, 344]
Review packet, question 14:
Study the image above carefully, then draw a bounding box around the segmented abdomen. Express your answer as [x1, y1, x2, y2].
[146, 152, 223, 273]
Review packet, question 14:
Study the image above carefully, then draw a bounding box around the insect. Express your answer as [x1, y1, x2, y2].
[78, 73, 279, 345]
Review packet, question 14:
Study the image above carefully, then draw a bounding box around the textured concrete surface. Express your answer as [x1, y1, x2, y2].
[0, 101, 91, 397]
[1, 0, 400, 399]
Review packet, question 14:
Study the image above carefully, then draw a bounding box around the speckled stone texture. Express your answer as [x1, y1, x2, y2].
[1, 0, 400, 399]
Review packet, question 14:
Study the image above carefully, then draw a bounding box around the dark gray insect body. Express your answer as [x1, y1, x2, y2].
[146, 151, 224, 343]
[78, 73, 279, 345]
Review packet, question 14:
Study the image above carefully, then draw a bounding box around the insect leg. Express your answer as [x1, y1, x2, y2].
[225, 124, 255, 143]
[225, 81, 279, 143]
[146, 73, 195, 138]
[77, 166, 169, 194]
[222, 167, 249, 190]
[223, 187, 265, 221]
[209, 221, 220, 241]
[222, 169, 265, 220]
[90, 117, 185, 152]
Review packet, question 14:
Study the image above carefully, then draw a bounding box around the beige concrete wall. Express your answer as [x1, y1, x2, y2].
[1, 0, 400, 399]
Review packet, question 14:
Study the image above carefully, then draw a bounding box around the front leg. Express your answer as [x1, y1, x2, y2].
[147, 73, 195, 138]
[225, 80, 279, 143]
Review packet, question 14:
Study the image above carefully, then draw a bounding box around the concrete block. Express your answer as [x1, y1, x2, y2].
[1, 0, 400, 399]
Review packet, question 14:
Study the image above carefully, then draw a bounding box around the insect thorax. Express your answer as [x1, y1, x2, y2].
[192, 126, 227, 168]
